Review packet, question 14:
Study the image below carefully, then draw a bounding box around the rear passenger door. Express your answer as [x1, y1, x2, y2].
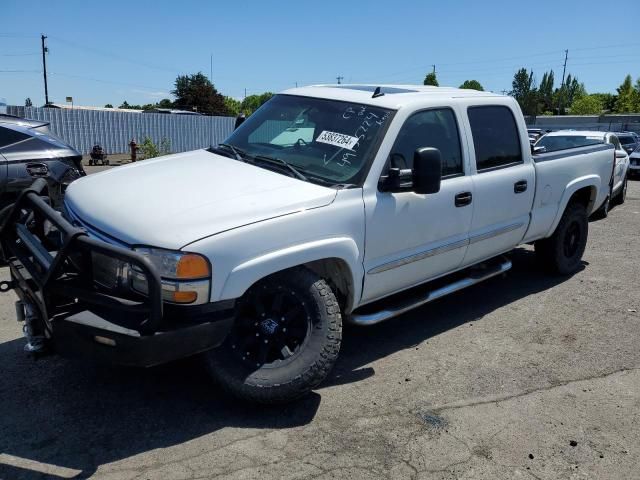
[462, 105, 535, 266]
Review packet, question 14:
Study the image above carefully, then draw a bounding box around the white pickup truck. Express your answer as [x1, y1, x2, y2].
[1, 85, 615, 404]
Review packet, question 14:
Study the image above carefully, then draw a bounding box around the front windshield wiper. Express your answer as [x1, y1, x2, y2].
[253, 155, 308, 182]
[217, 143, 245, 161]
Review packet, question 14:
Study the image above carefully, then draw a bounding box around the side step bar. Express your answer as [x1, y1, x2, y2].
[349, 257, 512, 326]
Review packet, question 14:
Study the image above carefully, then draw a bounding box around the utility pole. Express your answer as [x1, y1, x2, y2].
[41, 34, 49, 106]
[244, 88, 247, 99]
[558, 49, 568, 115]
[432, 64, 436, 74]
[210, 53, 213, 82]
[336, 75, 343, 84]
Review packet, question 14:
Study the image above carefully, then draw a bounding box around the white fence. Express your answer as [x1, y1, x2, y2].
[7, 106, 235, 155]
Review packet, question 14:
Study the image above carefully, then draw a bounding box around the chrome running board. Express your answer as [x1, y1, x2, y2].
[349, 257, 512, 326]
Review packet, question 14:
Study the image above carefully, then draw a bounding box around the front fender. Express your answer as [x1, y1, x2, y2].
[220, 236, 362, 304]
[546, 174, 600, 236]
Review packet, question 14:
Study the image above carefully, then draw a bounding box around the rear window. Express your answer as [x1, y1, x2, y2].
[536, 135, 603, 152]
[0, 126, 30, 149]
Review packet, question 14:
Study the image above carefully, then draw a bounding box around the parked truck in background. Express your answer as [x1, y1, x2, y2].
[0, 85, 615, 404]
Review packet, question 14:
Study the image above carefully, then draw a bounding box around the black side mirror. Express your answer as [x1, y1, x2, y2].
[234, 114, 246, 130]
[412, 147, 441, 194]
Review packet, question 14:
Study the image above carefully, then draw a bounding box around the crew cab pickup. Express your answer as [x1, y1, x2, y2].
[0, 85, 615, 404]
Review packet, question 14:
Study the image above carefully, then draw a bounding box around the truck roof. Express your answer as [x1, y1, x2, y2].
[281, 84, 503, 109]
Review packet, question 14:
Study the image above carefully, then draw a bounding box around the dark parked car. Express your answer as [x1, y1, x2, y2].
[0, 114, 85, 211]
[615, 132, 640, 155]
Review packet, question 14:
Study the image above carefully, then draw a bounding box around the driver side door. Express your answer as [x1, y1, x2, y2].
[361, 107, 474, 304]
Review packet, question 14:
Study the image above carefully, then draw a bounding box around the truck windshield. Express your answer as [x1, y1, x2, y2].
[220, 94, 394, 186]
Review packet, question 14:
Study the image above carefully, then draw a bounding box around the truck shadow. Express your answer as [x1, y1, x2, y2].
[323, 246, 584, 388]
[0, 247, 581, 479]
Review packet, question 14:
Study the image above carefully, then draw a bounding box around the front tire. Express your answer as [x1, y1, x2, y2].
[535, 202, 588, 275]
[205, 268, 342, 404]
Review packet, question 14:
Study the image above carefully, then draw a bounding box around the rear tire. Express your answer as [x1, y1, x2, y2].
[535, 202, 588, 275]
[205, 267, 342, 404]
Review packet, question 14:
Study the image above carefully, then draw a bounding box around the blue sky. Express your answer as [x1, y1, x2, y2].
[1, 0, 639, 107]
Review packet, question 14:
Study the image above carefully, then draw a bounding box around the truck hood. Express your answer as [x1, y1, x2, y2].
[64, 150, 338, 249]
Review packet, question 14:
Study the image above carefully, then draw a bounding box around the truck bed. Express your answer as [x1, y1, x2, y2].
[524, 143, 614, 243]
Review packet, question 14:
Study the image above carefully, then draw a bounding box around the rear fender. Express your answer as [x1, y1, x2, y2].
[546, 175, 599, 237]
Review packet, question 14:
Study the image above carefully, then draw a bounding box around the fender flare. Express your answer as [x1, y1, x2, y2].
[546, 174, 600, 237]
[220, 237, 363, 307]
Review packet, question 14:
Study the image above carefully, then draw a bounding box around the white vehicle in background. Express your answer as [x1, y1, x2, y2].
[535, 130, 629, 216]
[1, 85, 617, 404]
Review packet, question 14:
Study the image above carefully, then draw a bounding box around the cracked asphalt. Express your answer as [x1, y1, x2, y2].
[1, 178, 639, 479]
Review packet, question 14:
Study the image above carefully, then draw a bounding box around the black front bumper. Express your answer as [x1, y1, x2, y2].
[49, 301, 234, 367]
[1, 179, 234, 367]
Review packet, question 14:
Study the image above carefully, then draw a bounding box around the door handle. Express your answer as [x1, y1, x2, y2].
[455, 191, 472, 207]
[514, 180, 528, 193]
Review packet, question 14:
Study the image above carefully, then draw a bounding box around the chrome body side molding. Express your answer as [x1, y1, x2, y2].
[367, 222, 523, 275]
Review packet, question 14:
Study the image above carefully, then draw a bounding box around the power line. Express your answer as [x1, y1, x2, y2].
[0, 69, 41, 73]
[0, 52, 39, 56]
[47, 35, 181, 73]
[48, 71, 169, 92]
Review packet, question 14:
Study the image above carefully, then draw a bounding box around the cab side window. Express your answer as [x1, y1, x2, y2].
[467, 106, 523, 171]
[389, 108, 463, 177]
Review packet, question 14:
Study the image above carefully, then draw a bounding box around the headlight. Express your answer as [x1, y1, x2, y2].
[131, 248, 211, 305]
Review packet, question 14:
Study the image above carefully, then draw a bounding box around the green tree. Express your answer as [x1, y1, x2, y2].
[553, 74, 585, 115]
[157, 98, 173, 109]
[570, 95, 603, 115]
[240, 92, 274, 115]
[510, 68, 538, 115]
[614, 75, 639, 113]
[423, 72, 439, 86]
[224, 96, 242, 116]
[459, 80, 483, 91]
[104, 103, 114, 108]
[538, 71, 554, 112]
[25, 97, 33, 107]
[171, 72, 228, 115]
[590, 93, 616, 112]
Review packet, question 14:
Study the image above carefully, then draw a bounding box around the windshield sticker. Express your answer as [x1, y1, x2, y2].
[316, 131, 360, 150]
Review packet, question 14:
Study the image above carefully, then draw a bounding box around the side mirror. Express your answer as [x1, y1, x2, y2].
[532, 145, 546, 155]
[234, 114, 246, 130]
[412, 147, 441, 194]
[615, 149, 627, 159]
